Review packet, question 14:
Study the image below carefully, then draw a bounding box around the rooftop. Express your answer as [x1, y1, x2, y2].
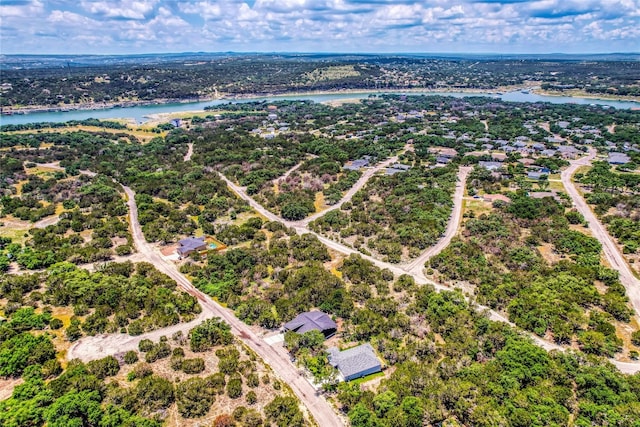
[328, 343, 381, 379]
[284, 311, 337, 337]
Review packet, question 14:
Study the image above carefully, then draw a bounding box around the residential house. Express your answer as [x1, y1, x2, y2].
[386, 163, 411, 175]
[344, 158, 370, 171]
[478, 161, 504, 171]
[608, 152, 631, 165]
[483, 194, 512, 204]
[284, 311, 337, 339]
[527, 171, 547, 180]
[328, 343, 382, 381]
[177, 237, 207, 258]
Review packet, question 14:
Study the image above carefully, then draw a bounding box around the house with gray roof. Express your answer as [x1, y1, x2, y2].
[386, 163, 411, 175]
[284, 311, 337, 338]
[527, 171, 547, 180]
[344, 158, 369, 171]
[177, 237, 207, 257]
[608, 152, 631, 165]
[478, 161, 504, 171]
[327, 343, 382, 381]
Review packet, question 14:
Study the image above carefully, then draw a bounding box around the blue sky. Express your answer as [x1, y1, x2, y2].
[1, 0, 639, 54]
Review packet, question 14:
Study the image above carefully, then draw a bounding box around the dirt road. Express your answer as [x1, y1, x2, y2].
[68, 310, 215, 361]
[405, 166, 472, 274]
[562, 149, 640, 325]
[183, 143, 194, 161]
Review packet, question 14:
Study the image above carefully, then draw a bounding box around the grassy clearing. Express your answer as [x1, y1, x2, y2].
[349, 371, 385, 386]
[3, 124, 162, 144]
[314, 192, 326, 213]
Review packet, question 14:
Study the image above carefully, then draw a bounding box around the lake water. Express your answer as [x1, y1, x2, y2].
[1, 90, 639, 126]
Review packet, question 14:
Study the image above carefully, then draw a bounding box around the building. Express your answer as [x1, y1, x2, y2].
[386, 163, 411, 175]
[327, 343, 382, 381]
[436, 156, 452, 165]
[283, 311, 337, 339]
[344, 158, 369, 171]
[483, 194, 511, 204]
[527, 171, 547, 180]
[177, 236, 207, 257]
[478, 161, 503, 171]
[608, 152, 631, 165]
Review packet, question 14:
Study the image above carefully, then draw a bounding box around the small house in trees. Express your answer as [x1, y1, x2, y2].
[284, 311, 337, 339]
[608, 152, 631, 165]
[176, 236, 207, 258]
[328, 343, 382, 381]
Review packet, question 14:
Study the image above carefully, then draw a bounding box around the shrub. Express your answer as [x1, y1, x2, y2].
[138, 339, 154, 352]
[124, 351, 139, 364]
[227, 375, 243, 399]
[86, 355, 120, 379]
[181, 358, 205, 374]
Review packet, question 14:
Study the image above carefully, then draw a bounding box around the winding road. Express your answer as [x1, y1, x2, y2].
[561, 149, 640, 325]
[215, 157, 640, 374]
[56, 148, 640, 427]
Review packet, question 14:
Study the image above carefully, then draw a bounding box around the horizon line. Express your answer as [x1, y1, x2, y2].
[2, 51, 640, 58]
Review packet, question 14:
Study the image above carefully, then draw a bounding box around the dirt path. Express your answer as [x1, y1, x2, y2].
[562, 149, 640, 325]
[183, 143, 194, 161]
[67, 310, 215, 361]
[405, 166, 472, 274]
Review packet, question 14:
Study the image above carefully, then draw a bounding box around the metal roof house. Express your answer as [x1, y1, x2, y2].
[478, 161, 504, 171]
[283, 311, 337, 338]
[176, 236, 207, 257]
[343, 158, 370, 171]
[608, 152, 631, 165]
[328, 343, 382, 381]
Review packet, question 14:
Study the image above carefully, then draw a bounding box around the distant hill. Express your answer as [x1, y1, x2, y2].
[1, 52, 638, 70]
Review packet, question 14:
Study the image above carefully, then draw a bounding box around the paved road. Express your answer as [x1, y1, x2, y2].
[562, 149, 640, 325]
[120, 185, 343, 427]
[405, 166, 472, 274]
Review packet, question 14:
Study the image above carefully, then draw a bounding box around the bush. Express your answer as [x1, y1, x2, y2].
[138, 339, 154, 352]
[176, 377, 215, 418]
[124, 351, 139, 364]
[632, 330, 640, 346]
[49, 318, 63, 330]
[130, 363, 153, 380]
[115, 245, 133, 256]
[246, 390, 257, 405]
[86, 355, 120, 379]
[227, 375, 243, 399]
[189, 319, 233, 352]
[181, 358, 205, 374]
[145, 342, 171, 363]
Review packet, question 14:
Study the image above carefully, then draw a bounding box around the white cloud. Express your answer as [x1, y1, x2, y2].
[0, 0, 638, 54]
[80, 0, 158, 20]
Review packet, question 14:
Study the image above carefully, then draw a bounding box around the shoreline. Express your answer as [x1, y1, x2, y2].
[2, 86, 639, 117]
